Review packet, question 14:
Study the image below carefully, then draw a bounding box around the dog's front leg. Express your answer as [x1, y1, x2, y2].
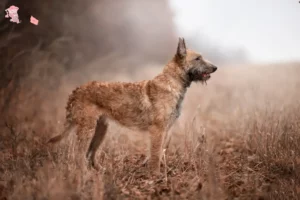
[143, 129, 171, 166]
[148, 126, 165, 174]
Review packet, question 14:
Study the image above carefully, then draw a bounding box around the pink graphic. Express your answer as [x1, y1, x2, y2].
[5, 5, 21, 24]
[30, 16, 39, 25]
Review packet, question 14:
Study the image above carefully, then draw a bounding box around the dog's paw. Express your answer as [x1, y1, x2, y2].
[87, 161, 100, 171]
[141, 155, 150, 167]
[92, 162, 100, 171]
[141, 157, 164, 168]
[149, 167, 162, 178]
[86, 156, 100, 171]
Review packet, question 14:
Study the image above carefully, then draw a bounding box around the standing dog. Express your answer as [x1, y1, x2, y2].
[48, 38, 217, 173]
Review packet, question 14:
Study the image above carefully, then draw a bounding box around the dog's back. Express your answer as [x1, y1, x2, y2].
[66, 80, 153, 130]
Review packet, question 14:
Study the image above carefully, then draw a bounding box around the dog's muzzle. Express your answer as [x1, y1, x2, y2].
[201, 65, 217, 80]
[211, 65, 217, 73]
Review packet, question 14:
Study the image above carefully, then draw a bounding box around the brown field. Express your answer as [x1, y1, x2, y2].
[1, 63, 300, 200]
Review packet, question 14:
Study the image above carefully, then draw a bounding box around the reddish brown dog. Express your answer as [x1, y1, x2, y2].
[48, 38, 217, 173]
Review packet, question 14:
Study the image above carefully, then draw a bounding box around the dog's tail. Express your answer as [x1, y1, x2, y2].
[48, 123, 76, 144]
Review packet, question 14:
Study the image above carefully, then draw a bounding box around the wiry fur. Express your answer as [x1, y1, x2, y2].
[48, 38, 217, 173]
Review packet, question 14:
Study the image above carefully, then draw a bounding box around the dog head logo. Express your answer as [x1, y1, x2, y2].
[176, 37, 217, 83]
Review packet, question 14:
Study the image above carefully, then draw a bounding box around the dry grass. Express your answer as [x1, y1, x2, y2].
[1, 63, 300, 200]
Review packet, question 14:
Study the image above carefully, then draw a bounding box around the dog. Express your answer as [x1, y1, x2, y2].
[48, 37, 217, 173]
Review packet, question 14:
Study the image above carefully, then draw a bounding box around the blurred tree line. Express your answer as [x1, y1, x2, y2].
[0, 0, 176, 126]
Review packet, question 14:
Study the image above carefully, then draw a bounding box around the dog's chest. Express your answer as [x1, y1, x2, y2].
[172, 94, 184, 119]
[167, 90, 185, 126]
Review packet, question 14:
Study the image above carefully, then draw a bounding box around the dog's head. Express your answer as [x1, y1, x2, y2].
[176, 37, 217, 83]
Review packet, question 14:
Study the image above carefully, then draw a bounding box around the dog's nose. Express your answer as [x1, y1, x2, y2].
[212, 65, 217, 73]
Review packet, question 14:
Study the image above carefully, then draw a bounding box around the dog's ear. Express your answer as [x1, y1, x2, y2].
[176, 37, 187, 59]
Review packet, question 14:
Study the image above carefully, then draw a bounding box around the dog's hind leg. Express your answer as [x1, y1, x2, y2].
[86, 115, 108, 170]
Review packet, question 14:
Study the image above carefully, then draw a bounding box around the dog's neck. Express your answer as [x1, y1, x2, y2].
[161, 57, 191, 88]
[152, 57, 190, 122]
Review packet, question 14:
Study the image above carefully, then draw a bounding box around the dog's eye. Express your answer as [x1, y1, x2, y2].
[195, 56, 201, 61]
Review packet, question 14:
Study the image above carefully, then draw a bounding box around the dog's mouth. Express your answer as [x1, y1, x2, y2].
[199, 73, 211, 85]
[201, 73, 211, 80]
[187, 68, 214, 84]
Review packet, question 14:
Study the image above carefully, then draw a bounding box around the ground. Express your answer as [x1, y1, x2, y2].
[1, 64, 300, 200]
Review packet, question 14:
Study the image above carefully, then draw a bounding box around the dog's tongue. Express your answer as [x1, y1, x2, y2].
[203, 73, 207, 77]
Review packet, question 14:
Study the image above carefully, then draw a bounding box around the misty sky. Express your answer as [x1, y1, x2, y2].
[170, 0, 300, 63]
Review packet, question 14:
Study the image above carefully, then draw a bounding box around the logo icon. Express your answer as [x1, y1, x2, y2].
[5, 5, 21, 24]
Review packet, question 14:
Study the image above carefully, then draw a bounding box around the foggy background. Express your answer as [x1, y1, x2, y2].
[171, 0, 300, 64]
[1, 1, 300, 198]
[0, 0, 299, 132]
